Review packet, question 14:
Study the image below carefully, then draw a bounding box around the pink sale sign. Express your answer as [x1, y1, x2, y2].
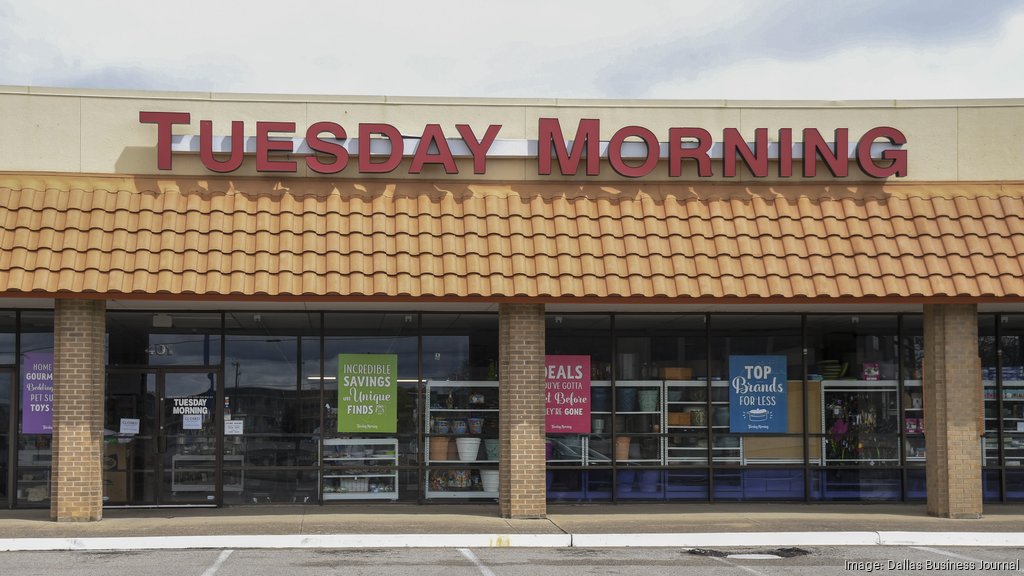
[545, 355, 591, 434]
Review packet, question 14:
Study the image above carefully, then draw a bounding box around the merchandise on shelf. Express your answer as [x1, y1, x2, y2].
[821, 381, 900, 464]
[322, 437, 398, 500]
[425, 381, 499, 498]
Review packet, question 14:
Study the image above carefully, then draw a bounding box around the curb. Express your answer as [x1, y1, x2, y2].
[877, 532, 1024, 547]
[574, 531, 1024, 548]
[572, 531, 880, 547]
[3, 531, 1024, 551]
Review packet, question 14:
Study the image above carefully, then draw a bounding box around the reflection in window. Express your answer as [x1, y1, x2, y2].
[807, 316, 899, 467]
[421, 314, 498, 381]
[807, 315, 898, 381]
[327, 313, 423, 498]
[107, 312, 222, 366]
[223, 313, 320, 468]
[547, 315, 611, 379]
[711, 315, 804, 467]
[0, 311, 15, 365]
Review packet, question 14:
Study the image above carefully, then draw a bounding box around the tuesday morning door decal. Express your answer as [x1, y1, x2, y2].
[729, 355, 787, 433]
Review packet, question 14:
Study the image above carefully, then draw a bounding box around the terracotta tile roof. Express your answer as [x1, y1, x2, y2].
[1, 175, 1024, 301]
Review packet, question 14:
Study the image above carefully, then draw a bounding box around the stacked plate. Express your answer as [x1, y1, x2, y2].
[819, 360, 846, 380]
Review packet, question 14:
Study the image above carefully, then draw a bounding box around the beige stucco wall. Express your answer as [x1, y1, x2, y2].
[1, 86, 1022, 182]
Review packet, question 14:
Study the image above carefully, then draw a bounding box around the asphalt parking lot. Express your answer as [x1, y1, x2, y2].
[2, 545, 1022, 576]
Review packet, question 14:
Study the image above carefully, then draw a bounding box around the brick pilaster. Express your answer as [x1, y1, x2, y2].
[923, 303, 982, 519]
[498, 303, 546, 518]
[50, 299, 106, 522]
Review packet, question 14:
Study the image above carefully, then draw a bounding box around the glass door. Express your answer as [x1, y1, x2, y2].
[106, 369, 221, 506]
[160, 371, 219, 505]
[104, 371, 158, 505]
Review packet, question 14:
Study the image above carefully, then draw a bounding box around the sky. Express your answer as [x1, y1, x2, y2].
[1, 0, 1022, 100]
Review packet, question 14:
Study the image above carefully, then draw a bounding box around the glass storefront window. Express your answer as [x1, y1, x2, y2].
[807, 315, 899, 469]
[324, 313, 419, 502]
[0, 311, 13, 503]
[222, 469, 320, 505]
[224, 313, 321, 469]
[712, 315, 803, 468]
[545, 315, 612, 501]
[980, 315, 999, 469]
[998, 315, 1024, 487]
[422, 314, 499, 500]
[0, 370, 10, 503]
[545, 315, 612, 488]
[901, 315, 926, 465]
[107, 312, 222, 366]
[6, 306, 1024, 507]
[16, 311, 53, 507]
[616, 315, 705, 469]
[0, 311, 15, 365]
[421, 314, 498, 381]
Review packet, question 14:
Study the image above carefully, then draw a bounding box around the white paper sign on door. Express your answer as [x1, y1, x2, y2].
[119, 418, 140, 435]
[225, 419, 244, 435]
[182, 414, 203, 430]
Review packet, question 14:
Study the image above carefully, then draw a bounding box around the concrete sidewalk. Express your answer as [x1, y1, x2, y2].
[1, 503, 1023, 550]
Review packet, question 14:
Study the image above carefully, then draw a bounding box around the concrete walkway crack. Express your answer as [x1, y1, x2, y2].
[546, 517, 569, 535]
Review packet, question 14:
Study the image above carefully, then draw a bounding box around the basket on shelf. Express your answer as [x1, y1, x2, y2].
[339, 478, 369, 493]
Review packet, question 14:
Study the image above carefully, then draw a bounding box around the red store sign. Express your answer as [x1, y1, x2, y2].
[140, 112, 908, 178]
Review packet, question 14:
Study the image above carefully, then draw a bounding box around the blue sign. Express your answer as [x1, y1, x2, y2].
[729, 355, 787, 433]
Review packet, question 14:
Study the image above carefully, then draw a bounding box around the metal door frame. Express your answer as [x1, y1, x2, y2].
[106, 366, 223, 507]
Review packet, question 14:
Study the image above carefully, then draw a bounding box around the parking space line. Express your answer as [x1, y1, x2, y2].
[200, 549, 234, 576]
[710, 555, 771, 576]
[912, 546, 1024, 572]
[458, 548, 497, 576]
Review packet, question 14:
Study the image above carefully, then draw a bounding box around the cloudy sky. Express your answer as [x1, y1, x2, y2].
[1, 0, 1022, 100]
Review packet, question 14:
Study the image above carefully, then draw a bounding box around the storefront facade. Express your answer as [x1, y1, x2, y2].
[1, 87, 1023, 520]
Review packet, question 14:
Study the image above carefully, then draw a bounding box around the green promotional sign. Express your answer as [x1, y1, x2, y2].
[337, 353, 398, 433]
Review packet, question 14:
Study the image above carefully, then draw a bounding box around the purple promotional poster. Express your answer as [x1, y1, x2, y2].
[21, 351, 54, 434]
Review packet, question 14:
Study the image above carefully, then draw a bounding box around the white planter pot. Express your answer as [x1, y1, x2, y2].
[455, 437, 482, 461]
[480, 469, 499, 493]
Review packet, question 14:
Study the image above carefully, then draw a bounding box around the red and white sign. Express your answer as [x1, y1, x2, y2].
[545, 355, 591, 434]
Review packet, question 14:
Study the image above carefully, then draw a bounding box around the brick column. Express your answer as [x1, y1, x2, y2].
[923, 303, 982, 519]
[498, 303, 546, 518]
[50, 299, 106, 522]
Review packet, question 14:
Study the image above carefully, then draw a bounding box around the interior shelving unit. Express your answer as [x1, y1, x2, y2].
[322, 437, 398, 500]
[902, 379, 925, 463]
[613, 380, 663, 465]
[983, 377, 1024, 467]
[664, 380, 741, 463]
[821, 380, 900, 465]
[425, 381, 499, 499]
